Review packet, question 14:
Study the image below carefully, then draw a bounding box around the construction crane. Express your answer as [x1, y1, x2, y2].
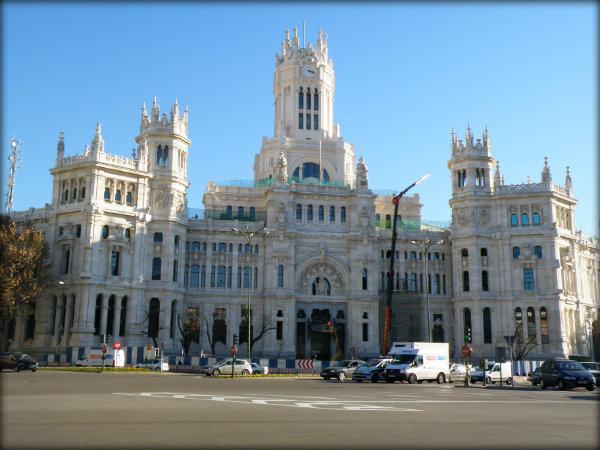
[5, 136, 23, 214]
[327, 321, 342, 361]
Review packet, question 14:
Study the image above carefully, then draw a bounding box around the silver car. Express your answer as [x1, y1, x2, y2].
[321, 360, 366, 381]
[202, 358, 252, 376]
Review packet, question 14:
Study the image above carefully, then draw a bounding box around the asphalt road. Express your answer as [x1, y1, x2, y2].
[2, 370, 598, 449]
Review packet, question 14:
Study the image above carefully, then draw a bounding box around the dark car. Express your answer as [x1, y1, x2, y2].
[539, 358, 595, 391]
[0, 352, 39, 372]
[528, 367, 541, 386]
[580, 362, 600, 386]
[320, 360, 365, 381]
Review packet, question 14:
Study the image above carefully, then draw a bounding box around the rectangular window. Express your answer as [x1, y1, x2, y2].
[152, 257, 161, 280]
[409, 273, 417, 291]
[211, 266, 216, 287]
[362, 268, 368, 290]
[172, 260, 178, 282]
[296, 204, 302, 220]
[462, 271, 470, 292]
[299, 113, 303, 129]
[433, 274, 440, 294]
[278, 265, 284, 288]
[307, 205, 313, 221]
[217, 266, 226, 288]
[243, 267, 249, 288]
[443, 274, 446, 295]
[227, 266, 232, 288]
[191, 265, 199, 286]
[200, 265, 206, 287]
[184, 265, 189, 286]
[483, 307, 492, 344]
[306, 113, 311, 130]
[276, 321, 283, 340]
[237, 267, 242, 288]
[362, 323, 369, 342]
[341, 207, 346, 223]
[481, 270, 489, 291]
[524, 268, 534, 290]
[62, 248, 71, 274]
[330, 206, 335, 222]
[314, 114, 318, 130]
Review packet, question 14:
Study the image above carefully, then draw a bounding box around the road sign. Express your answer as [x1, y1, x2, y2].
[147, 344, 152, 351]
[461, 345, 472, 357]
[114, 342, 121, 350]
[101, 345, 108, 354]
[230, 345, 238, 355]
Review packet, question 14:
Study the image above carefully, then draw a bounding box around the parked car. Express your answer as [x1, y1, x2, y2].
[201, 359, 252, 376]
[528, 367, 542, 386]
[580, 362, 600, 386]
[250, 363, 268, 374]
[0, 352, 39, 372]
[352, 357, 392, 382]
[448, 363, 471, 383]
[134, 358, 169, 371]
[539, 358, 595, 391]
[321, 360, 365, 381]
[470, 361, 512, 384]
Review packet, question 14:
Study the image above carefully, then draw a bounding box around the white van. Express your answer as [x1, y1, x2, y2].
[471, 361, 513, 384]
[75, 349, 125, 367]
[384, 342, 450, 384]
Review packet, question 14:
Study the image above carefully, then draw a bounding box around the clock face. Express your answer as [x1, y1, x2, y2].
[302, 65, 316, 78]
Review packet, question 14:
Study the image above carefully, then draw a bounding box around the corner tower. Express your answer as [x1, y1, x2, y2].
[254, 27, 356, 186]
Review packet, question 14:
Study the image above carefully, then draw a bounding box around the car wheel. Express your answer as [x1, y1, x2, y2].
[506, 377, 512, 385]
[154, 367, 160, 371]
[15, 365, 20, 372]
[338, 371, 346, 381]
[371, 373, 379, 383]
[76, 364, 82, 368]
[323, 376, 330, 380]
[540, 378, 547, 389]
[408, 373, 417, 384]
[531, 380, 538, 386]
[486, 376, 493, 385]
[586, 386, 595, 391]
[437, 373, 446, 384]
[212, 369, 221, 376]
[241, 369, 249, 375]
[558, 379, 567, 390]
[31, 369, 37, 372]
[355, 379, 362, 382]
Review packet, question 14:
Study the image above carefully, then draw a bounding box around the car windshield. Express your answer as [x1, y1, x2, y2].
[556, 361, 584, 370]
[334, 360, 352, 367]
[16, 353, 32, 361]
[391, 354, 416, 364]
[365, 359, 385, 367]
[582, 362, 600, 370]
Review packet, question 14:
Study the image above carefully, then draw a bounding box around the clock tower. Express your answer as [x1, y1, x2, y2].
[255, 27, 355, 186]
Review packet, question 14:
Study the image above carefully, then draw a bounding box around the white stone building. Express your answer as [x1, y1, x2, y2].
[6, 27, 599, 362]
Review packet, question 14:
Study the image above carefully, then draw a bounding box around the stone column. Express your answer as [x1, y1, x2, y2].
[64, 294, 74, 346]
[53, 295, 65, 348]
[99, 295, 108, 340]
[113, 298, 122, 339]
[535, 308, 542, 347]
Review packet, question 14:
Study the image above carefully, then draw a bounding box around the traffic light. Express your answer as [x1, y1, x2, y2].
[233, 334, 238, 345]
[464, 327, 472, 344]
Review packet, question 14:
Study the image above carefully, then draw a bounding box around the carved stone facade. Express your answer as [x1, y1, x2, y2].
[7, 28, 599, 362]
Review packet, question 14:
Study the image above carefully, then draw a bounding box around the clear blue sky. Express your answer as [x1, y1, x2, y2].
[2, 2, 598, 236]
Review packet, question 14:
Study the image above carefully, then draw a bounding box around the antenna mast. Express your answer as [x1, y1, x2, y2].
[5, 136, 23, 213]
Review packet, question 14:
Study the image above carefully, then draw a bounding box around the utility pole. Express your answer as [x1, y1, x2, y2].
[382, 174, 430, 356]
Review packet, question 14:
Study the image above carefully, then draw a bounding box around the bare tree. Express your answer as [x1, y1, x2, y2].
[205, 318, 216, 356]
[178, 314, 199, 355]
[511, 326, 538, 361]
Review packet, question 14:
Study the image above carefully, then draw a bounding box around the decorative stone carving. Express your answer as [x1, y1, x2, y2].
[274, 152, 288, 185]
[475, 209, 489, 226]
[276, 202, 288, 230]
[298, 261, 345, 294]
[356, 157, 368, 189]
[153, 189, 169, 208]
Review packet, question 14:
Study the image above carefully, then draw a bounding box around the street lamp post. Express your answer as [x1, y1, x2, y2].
[232, 225, 268, 360]
[382, 174, 431, 356]
[410, 238, 444, 343]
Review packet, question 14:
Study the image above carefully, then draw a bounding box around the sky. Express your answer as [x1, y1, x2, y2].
[2, 2, 598, 236]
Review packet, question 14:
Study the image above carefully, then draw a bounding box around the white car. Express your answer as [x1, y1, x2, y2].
[134, 358, 169, 371]
[202, 359, 252, 376]
[448, 363, 471, 383]
[251, 363, 268, 374]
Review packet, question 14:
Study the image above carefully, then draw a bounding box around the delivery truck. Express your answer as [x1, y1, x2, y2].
[384, 342, 450, 384]
[74, 349, 125, 367]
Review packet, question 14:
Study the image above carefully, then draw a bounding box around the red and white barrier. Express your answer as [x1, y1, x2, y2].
[296, 359, 315, 369]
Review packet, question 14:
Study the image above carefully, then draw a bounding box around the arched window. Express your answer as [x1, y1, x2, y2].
[522, 213, 529, 226]
[148, 298, 160, 340]
[212, 242, 217, 251]
[534, 245, 543, 258]
[202, 242, 207, 251]
[254, 267, 258, 289]
[102, 225, 109, 239]
[228, 243, 232, 252]
[185, 241, 191, 250]
[217, 266, 226, 288]
[238, 243, 242, 253]
[341, 207, 346, 223]
[243, 267, 249, 288]
[184, 265, 189, 286]
[104, 187, 111, 200]
[163, 146, 169, 165]
[250, 207, 255, 221]
[126, 191, 133, 205]
[106, 295, 115, 336]
[190, 265, 199, 286]
[237, 267, 242, 288]
[115, 189, 121, 202]
[226, 205, 232, 219]
[152, 258, 162, 280]
[312, 277, 331, 295]
[330, 206, 335, 222]
[124, 228, 130, 241]
[512, 247, 520, 259]
[385, 215, 391, 229]
[483, 308, 491, 344]
[201, 265, 206, 287]
[94, 295, 102, 335]
[244, 244, 250, 253]
[510, 214, 518, 226]
[527, 307, 536, 341]
[278, 265, 284, 287]
[375, 214, 381, 227]
[153, 232, 163, 243]
[227, 266, 232, 288]
[532, 212, 541, 225]
[156, 146, 163, 164]
[318, 205, 324, 222]
[191, 241, 200, 251]
[210, 266, 215, 287]
[119, 297, 127, 337]
[540, 307, 549, 344]
[307, 205, 313, 221]
[514, 307, 523, 333]
[314, 89, 319, 110]
[409, 251, 417, 260]
[298, 88, 304, 109]
[254, 244, 258, 254]
[463, 308, 472, 343]
[237, 207, 244, 218]
[296, 204, 302, 220]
